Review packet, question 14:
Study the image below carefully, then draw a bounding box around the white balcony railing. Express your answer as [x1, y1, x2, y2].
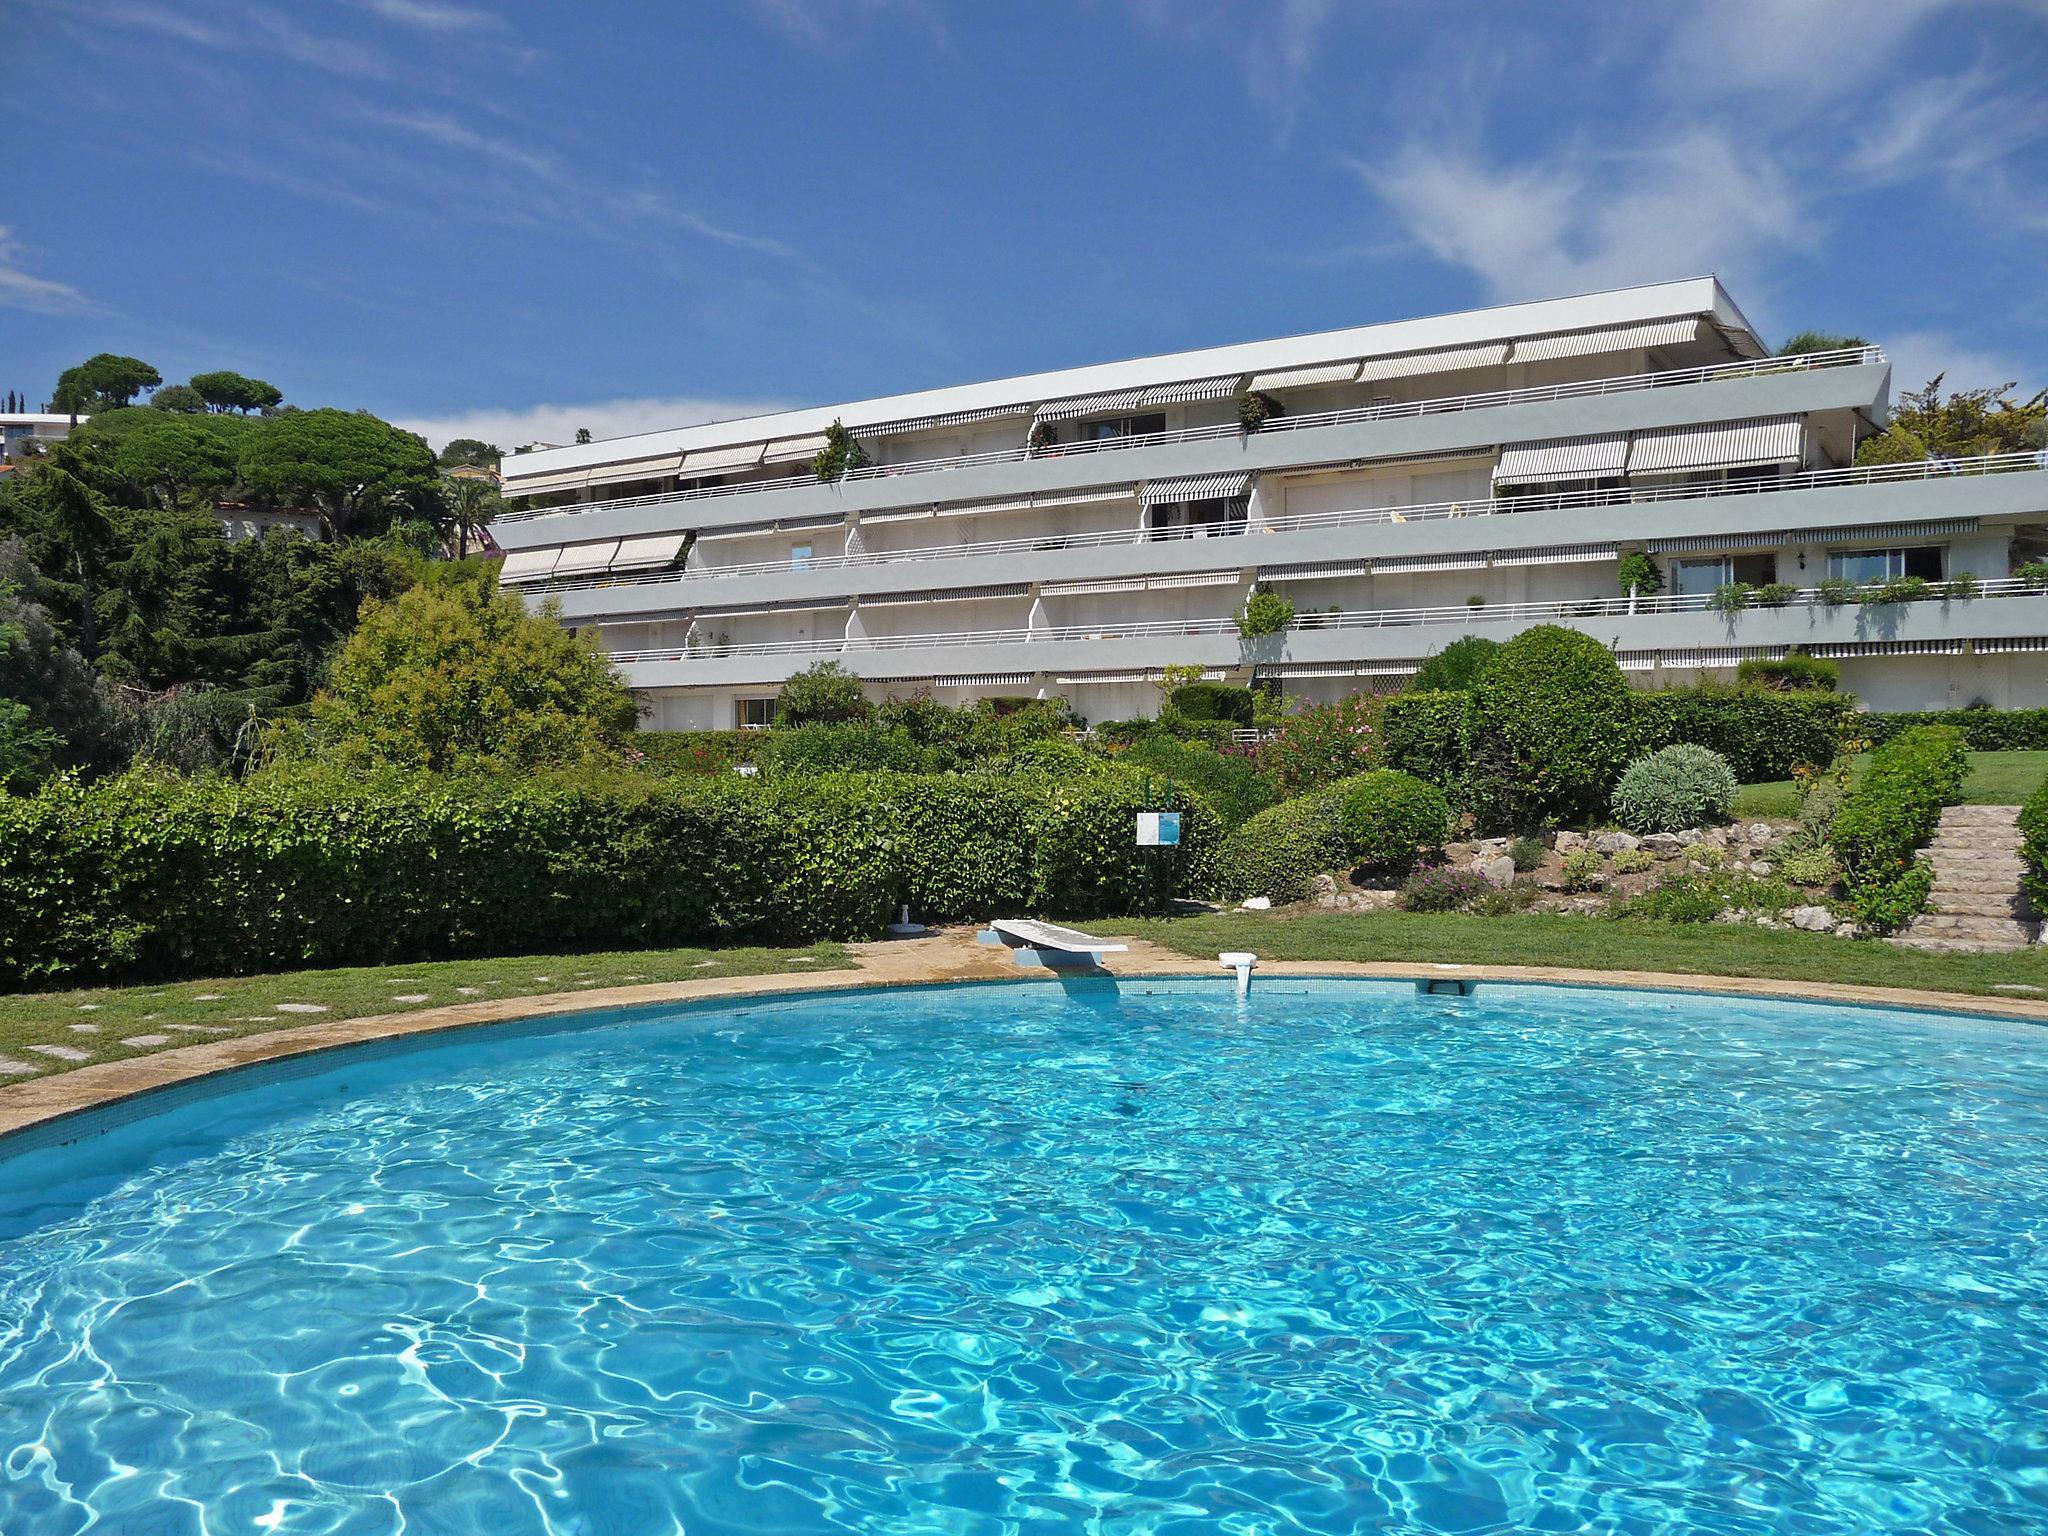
[500, 345, 1885, 527]
[608, 576, 2048, 668]
[530, 448, 2046, 603]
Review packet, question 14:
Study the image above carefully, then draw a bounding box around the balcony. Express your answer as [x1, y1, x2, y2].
[497, 346, 1887, 543]
[535, 451, 2048, 623]
[607, 576, 2048, 690]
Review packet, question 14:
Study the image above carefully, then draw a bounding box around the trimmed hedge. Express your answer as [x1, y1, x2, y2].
[1381, 691, 1470, 794]
[1860, 707, 2048, 752]
[1217, 785, 1350, 904]
[1832, 726, 1969, 932]
[754, 723, 936, 777]
[1631, 688, 1852, 783]
[1337, 771, 1453, 872]
[0, 766, 1219, 985]
[1467, 627, 1635, 831]
[1166, 682, 1255, 725]
[1120, 736, 1280, 832]
[2021, 773, 2048, 920]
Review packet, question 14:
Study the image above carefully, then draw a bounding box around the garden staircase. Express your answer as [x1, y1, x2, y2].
[1893, 805, 2040, 954]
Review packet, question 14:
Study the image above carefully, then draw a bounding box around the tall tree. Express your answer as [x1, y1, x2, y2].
[1856, 376, 2048, 465]
[27, 444, 118, 657]
[235, 408, 443, 538]
[438, 437, 500, 469]
[149, 383, 207, 413]
[189, 370, 285, 414]
[447, 475, 500, 559]
[51, 354, 162, 415]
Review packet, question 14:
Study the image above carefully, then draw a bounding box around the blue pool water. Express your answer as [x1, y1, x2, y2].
[2, 978, 2046, 1534]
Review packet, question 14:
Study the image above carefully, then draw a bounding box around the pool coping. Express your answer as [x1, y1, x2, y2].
[3, 926, 2046, 1142]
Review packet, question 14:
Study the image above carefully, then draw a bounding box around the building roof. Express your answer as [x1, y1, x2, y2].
[504, 277, 1762, 490]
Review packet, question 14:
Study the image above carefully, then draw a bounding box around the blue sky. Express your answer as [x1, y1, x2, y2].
[5, 0, 2045, 448]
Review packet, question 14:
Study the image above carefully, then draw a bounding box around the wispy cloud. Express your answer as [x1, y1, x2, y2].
[353, 0, 505, 32]
[396, 395, 795, 452]
[1885, 329, 2039, 395]
[739, 0, 953, 53]
[74, 0, 401, 80]
[0, 226, 103, 316]
[1105, 0, 1336, 135]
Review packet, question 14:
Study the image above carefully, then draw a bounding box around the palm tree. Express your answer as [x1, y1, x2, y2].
[448, 476, 501, 560]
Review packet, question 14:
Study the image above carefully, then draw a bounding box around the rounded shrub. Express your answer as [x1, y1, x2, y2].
[1466, 625, 1633, 831]
[1218, 784, 1350, 903]
[1608, 743, 1739, 834]
[1410, 635, 1501, 694]
[1336, 770, 1453, 872]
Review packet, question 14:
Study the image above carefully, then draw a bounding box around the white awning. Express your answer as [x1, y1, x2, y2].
[1033, 387, 1149, 424]
[857, 506, 937, 526]
[610, 533, 688, 571]
[1977, 637, 2048, 654]
[1055, 671, 1150, 685]
[860, 585, 1029, 606]
[936, 673, 1033, 688]
[1493, 433, 1631, 485]
[933, 494, 1037, 518]
[1373, 552, 1490, 574]
[1143, 472, 1253, 505]
[856, 404, 1032, 437]
[551, 540, 621, 577]
[1247, 361, 1362, 392]
[1629, 416, 1806, 475]
[1648, 531, 1787, 555]
[498, 548, 561, 583]
[1262, 560, 1369, 581]
[1512, 317, 1710, 363]
[1041, 577, 1147, 597]
[692, 513, 843, 542]
[1029, 484, 1141, 509]
[1144, 569, 1241, 590]
[502, 467, 589, 497]
[1489, 545, 1617, 568]
[760, 434, 831, 464]
[1792, 517, 1979, 544]
[681, 442, 766, 473]
[586, 452, 682, 487]
[1139, 374, 1243, 407]
[1357, 342, 1511, 382]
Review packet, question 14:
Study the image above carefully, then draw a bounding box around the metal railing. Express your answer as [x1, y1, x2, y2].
[526, 448, 2045, 604]
[607, 575, 2046, 667]
[499, 344, 1885, 527]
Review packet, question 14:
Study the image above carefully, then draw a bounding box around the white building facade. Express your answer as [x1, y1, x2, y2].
[493, 279, 2048, 727]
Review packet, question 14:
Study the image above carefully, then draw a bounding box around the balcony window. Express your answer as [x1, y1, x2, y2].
[1149, 496, 1249, 541]
[1673, 553, 1774, 595]
[790, 543, 812, 570]
[1082, 413, 1166, 442]
[735, 697, 776, 729]
[1826, 547, 1942, 583]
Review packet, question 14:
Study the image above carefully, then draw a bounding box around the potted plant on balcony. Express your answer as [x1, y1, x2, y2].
[1236, 389, 1282, 433]
[1707, 582, 1753, 615]
[1615, 551, 1662, 600]
[1027, 420, 1057, 453]
[810, 419, 870, 483]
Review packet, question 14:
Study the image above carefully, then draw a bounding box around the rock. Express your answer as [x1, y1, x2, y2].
[1477, 855, 1516, 888]
[1641, 833, 1684, 855]
[1239, 896, 1272, 911]
[1833, 921, 1861, 939]
[1748, 823, 1775, 845]
[1309, 873, 1338, 902]
[1675, 828, 1705, 846]
[1750, 860, 1774, 876]
[1591, 831, 1639, 855]
[1473, 838, 1511, 860]
[1552, 831, 1584, 853]
[1790, 905, 1834, 932]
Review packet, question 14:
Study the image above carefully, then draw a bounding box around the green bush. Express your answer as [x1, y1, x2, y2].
[1815, 577, 1858, 606]
[1609, 744, 1739, 834]
[0, 765, 1220, 985]
[1380, 690, 1471, 797]
[1410, 636, 1501, 693]
[1735, 654, 1839, 691]
[1256, 694, 1383, 797]
[1615, 551, 1662, 597]
[1000, 737, 1102, 778]
[809, 419, 869, 482]
[1396, 865, 1494, 913]
[1611, 870, 1800, 924]
[1121, 736, 1280, 832]
[1166, 682, 1254, 725]
[1832, 725, 1968, 932]
[1217, 785, 1349, 903]
[2020, 773, 2048, 920]
[1508, 835, 1546, 872]
[755, 723, 933, 777]
[1235, 588, 1295, 639]
[631, 731, 753, 775]
[1560, 847, 1604, 891]
[1707, 582, 1752, 615]
[1466, 626, 1633, 831]
[776, 660, 873, 726]
[1632, 687, 1851, 782]
[1859, 706, 2048, 751]
[1337, 770, 1453, 873]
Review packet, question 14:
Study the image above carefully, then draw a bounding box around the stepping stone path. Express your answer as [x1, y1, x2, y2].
[0, 1057, 39, 1077]
[273, 1003, 329, 1015]
[391, 993, 430, 1004]
[28, 1044, 92, 1063]
[122, 1034, 171, 1048]
[1894, 805, 2043, 954]
[68, 1023, 100, 1034]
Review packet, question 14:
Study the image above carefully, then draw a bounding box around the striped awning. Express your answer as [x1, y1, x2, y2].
[1512, 317, 1709, 363]
[691, 513, 843, 542]
[551, 540, 621, 577]
[1143, 472, 1253, 505]
[1261, 560, 1369, 581]
[586, 452, 682, 487]
[1977, 637, 2048, 654]
[1357, 342, 1511, 382]
[1139, 374, 1243, 407]
[760, 434, 831, 464]
[1055, 671, 1151, 685]
[1629, 416, 1805, 475]
[936, 673, 1033, 688]
[1145, 569, 1241, 590]
[860, 584, 1029, 607]
[610, 533, 688, 571]
[1034, 387, 1150, 424]
[853, 405, 1031, 437]
[1029, 484, 1141, 509]
[680, 441, 766, 473]
[498, 548, 561, 583]
[1647, 531, 1787, 555]
[1041, 576, 1147, 597]
[857, 506, 937, 526]
[933, 494, 1036, 519]
[1247, 361, 1361, 392]
[501, 466, 588, 497]
[1489, 545, 1618, 568]
[1792, 517, 1980, 544]
[1373, 552, 1490, 574]
[1805, 640, 1966, 658]
[1492, 433, 1631, 485]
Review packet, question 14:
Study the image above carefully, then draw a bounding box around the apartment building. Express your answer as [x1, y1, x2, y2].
[493, 278, 2048, 728]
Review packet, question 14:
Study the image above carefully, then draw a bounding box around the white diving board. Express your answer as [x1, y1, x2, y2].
[987, 920, 1129, 957]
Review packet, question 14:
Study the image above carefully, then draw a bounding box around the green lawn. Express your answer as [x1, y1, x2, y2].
[0, 943, 851, 1082]
[1129, 911, 2048, 1001]
[1734, 750, 2048, 819]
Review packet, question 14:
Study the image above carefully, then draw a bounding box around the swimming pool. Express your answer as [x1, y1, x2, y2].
[2, 977, 2044, 1533]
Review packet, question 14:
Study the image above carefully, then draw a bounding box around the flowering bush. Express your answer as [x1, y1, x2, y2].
[1257, 694, 1383, 797]
[1396, 864, 1494, 913]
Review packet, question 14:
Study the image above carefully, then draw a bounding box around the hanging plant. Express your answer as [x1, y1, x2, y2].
[1615, 551, 1662, 597]
[1237, 389, 1281, 432]
[1027, 420, 1057, 451]
[1236, 587, 1295, 639]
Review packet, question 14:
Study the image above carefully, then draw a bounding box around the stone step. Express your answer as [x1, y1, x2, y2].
[1929, 869, 2032, 889]
[1929, 881, 2033, 903]
[1899, 915, 2040, 942]
[1929, 896, 2030, 919]
[1937, 803, 2022, 819]
[1925, 844, 2025, 864]
[1890, 932, 2039, 954]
